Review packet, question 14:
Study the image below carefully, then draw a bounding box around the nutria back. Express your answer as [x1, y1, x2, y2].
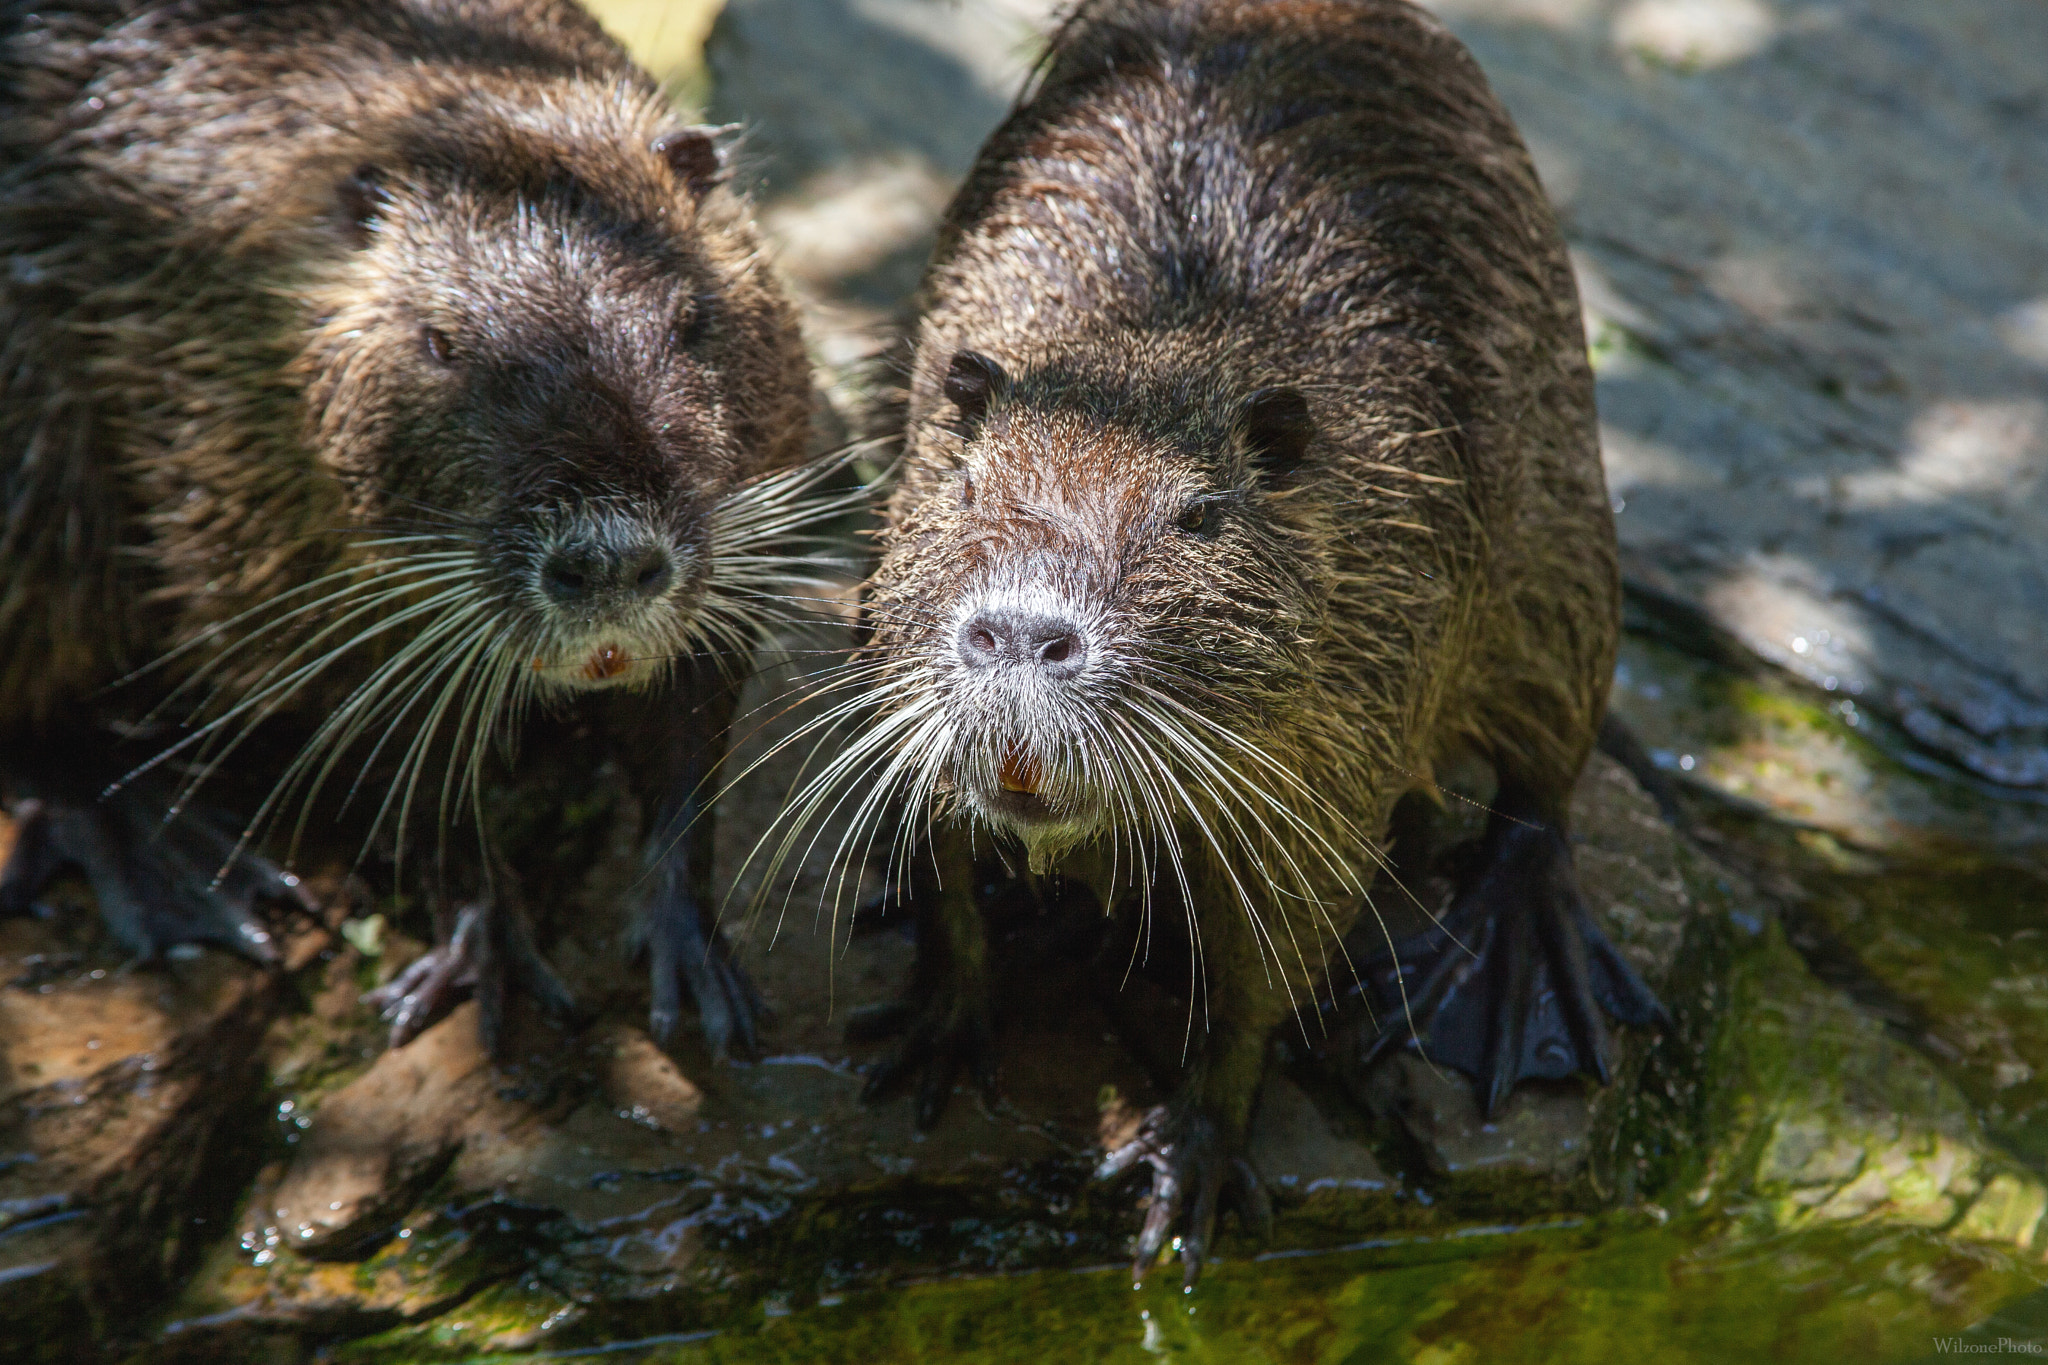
[0, 0, 812, 733]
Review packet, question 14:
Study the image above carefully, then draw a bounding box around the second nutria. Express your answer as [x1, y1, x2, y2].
[0, 0, 817, 1054]
[778, 0, 1664, 1281]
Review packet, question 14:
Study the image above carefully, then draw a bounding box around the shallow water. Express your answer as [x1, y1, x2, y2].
[427, 1220, 2042, 1363]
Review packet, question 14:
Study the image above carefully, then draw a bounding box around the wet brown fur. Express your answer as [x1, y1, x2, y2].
[861, 0, 1615, 1159]
[0, 0, 811, 730]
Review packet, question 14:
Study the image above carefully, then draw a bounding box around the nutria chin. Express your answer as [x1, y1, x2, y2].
[771, 0, 1666, 1283]
[0, 0, 819, 1056]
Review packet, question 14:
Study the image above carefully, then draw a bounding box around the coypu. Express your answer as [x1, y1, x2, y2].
[0, 0, 817, 1055]
[770, 0, 1665, 1281]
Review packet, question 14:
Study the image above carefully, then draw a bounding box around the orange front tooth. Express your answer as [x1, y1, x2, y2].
[584, 644, 627, 681]
[998, 745, 1041, 794]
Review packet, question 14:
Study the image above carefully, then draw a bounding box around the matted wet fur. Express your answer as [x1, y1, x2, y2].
[762, 0, 1662, 1282]
[0, 0, 818, 1054]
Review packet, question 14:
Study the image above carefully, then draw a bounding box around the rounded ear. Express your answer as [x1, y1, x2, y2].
[654, 129, 722, 196]
[336, 164, 389, 247]
[1241, 386, 1314, 483]
[943, 350, 1005, 428]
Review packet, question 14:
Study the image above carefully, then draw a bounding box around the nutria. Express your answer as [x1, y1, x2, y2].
[0, 0, 816, 1055]
[772, 0, 1664, 1281]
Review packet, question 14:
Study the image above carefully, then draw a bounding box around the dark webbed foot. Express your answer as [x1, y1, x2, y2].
[640, 888, 763, 1059]
[1360, 801, 1666, 1116]
[850, 975, 998, 1130]
[1097, 1100, 1271, 1287]
[363, 898, 576, 1052]
[0, 793, 314, 964]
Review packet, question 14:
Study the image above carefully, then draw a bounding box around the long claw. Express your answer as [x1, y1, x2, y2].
[642, 886, 761, 1059]
[1099, 1101, 1262, 1288]
[857, 991, 997, 1128]
[364, 903, 482, 1049]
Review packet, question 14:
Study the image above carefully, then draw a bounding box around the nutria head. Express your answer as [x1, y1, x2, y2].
[128, 81, 813, 839]
[284, 87, 809, 700]
[856, 344, 1328, 872]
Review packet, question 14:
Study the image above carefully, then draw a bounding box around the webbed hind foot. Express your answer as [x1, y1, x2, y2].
[0, 790, 315, 965]
[1359, 795, 1666, 1117]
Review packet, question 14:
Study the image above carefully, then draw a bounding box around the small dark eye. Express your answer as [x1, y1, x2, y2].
[961, 472, 976, 508]
[1176, 501, 1212, 535]
[421, 326, 454, 365]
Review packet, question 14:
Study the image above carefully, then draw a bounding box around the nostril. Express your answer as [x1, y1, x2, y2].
[960, 609, 1087, 675]
[958, 613, 1008, 667]
[631, 551, 674, 596]
[541, 555, 591, 602]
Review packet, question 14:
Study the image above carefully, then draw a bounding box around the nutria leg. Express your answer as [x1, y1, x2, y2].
[1358, 785, 1666, 1116]
[364, 900, 484, 1047]
[1096, 914, 1277, 1287]
[852, 828, 998, 1129]
[1097, 1090, 1271, 1288]
[638, 786, 763, 1058]
[628, 675, 764, 1060]
[0, 789, 312, 965]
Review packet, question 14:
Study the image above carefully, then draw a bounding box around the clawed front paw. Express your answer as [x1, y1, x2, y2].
[851, 989, 998, 1130]
[1096, 1102, 1270, 1288]
[361, 899, 577, 1053]
[642, 897, 763, 1060]
[361, 903, 484, 1049]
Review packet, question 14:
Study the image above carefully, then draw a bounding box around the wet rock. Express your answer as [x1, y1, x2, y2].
[0, 813, 330, 1358]
[1611, 857, 2048, 1259]
[599, 1024, 706, 1134]
[1606, 634, 2048, 1171]
[1956, 1173, 2048, 1250]
[261, 1003, 506, 1260]
[1419, 0, 2048, 793]
[1247, 1073, 1390, 1198]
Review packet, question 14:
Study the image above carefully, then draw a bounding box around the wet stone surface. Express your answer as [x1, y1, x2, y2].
[1429, 0, 2048, 792]
[92, 739, 1726, 1362]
